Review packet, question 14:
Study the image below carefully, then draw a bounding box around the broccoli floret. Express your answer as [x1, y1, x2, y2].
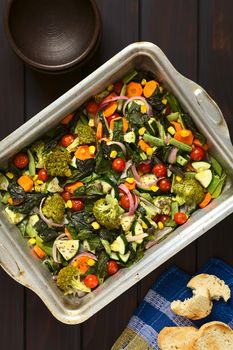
[57, 266, 91, 295]
[45, 148, 71, 177]
[173, 178, 205, 205]
[42, 193, 65, 223]
[30, 140, 46, 168]
[153, 196, 172, 215]
[93, 194, 123, 230]
[75, 120, 96, 145]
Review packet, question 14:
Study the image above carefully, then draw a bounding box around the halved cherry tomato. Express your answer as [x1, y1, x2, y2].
[84, 274, 99, 289]
[86, 100, 99, 114]
[13, 153, 29, 169]
[61, 191, 72, 202]
[114, 81, 123, 95]
[165, 105, 171, 115]
[107, 261, 119, 275]
[158, 178, 171, 192]
[119, 194, 130, 210]
[38, 169, 49, 182]
[174, 212, 188, 225]
[152, 163, 167, 178]
[138, 163, 151, 174]
[153, 214, 169, 224]
[107, 113, 121, 124]
[112, 158, 126, 173]
[190, 147, 205, 161]
[61, 134, 75, 148]
[71, 199, 84, 212]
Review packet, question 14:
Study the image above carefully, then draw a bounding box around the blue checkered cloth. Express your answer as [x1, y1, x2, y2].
[112, 258, 233, 350]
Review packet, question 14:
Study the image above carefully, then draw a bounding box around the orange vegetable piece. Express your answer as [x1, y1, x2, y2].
[17, 175, 33, 192]
[193, 138, 208, 151]
[33, 245, 46, 259]
[102, 92, 117, 102]
[75, 146, 94, 160]
[124, 181, 136, 191]
[109, 117, 128, 133]
[170, 121, 183, 133]
[8, 196, 13, 205]
[86, 101, 99, 114]
[199, 192, 212, 208]
[143, 80, 159, 98]
[64, 181, 84, 194]
[103, 101, 118, 118]
[174, 129, 194, 145]
[96, 121, 103, 140]
[126, 82, 143, 98]
[73, 256, 90, 274]
[61, 113, 74, 125]
[64, 227, 73, 240]
[138, 139, 150, 152]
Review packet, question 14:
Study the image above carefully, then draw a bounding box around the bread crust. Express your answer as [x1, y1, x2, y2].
[158, 326, 198, 350]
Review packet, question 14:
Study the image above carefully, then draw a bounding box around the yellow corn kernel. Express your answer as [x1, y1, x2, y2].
[126, 177, 135, 184]
[141, 222, 148, 229]
[36, 180, 44, 185]
[28, 238, 36, 246]
[140, 105, 147, 114]
[87, 259, 95, 267]
[138, 127, 146, 135]
[110, 150, 118, 158]
[33, 175, 38, 181]
[89, 145, 96, 155]
[141, 78, 147, 85]
[176, 176, 182, 182]
[150, 185, 159, 192]
[167, 126, 176, 135]
[34, 185, 41, 193]
[91, 221, 100, 230]
[158, 221, 164, 230]
[73, 261, 78, 268]
[146, 147, 154, 156]
[66, 200, 73, 208]
[162, 98, 167, 105]
[88, 118, 95, 127]
[180, 130, 190, 137]
[159, 86, 163, 93]
[6, 172, 14, 179]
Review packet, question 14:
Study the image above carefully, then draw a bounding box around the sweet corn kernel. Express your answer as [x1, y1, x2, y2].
[150, 185, 159, 192]
[73, 261, 78, 267]
[140, 105, 147, 114]
[34, 185, 41, 192]
[141, 222, 148, 229]
[88, 118, 95, 127]
[87, 259, 95, 267]
[158, 221, 164, 229]
[66, 200, 73, 208]
[141, 78, 147, 85]
[138, 127, 146, 135]
[126, 177, 135, 184]
[159, 86, 163, 93]
[110, 150, 118, 158]
[180, 130, 190, 137]
[91, 221, 100, 230]
[89, 145, 96, 155]
[6, 172, 14, 179]
[146, 147, 154, 156]
[33, 175, 38, 181]
[36, 180, 43, 185]
[28, 238, 36, 246]
[176, 176, 182, 182]
[162, 98, 167, 105]
[167, 126, 176, 135]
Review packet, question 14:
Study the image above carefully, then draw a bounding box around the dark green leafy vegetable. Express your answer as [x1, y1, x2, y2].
[8, 182, 26, 204]
[73, 182, 104, 199]
[66, 158, 96, 184]
[166, 92, 182, 113]
[113, 119, 123, 141]
[34, 220, 60, 242]
[128, 111, 149, 128]
[96, 251, 109, 279]
[99, 228, 117, 244]
[9, 193, 44, 214]
[67, 211, 95, 231]
[77, 229, 95, 241]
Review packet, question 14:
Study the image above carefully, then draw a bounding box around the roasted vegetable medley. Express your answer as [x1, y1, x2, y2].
[0, 70, 226, 296]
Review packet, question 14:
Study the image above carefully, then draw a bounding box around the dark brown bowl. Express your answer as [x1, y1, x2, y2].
[4, 0, 101, 73]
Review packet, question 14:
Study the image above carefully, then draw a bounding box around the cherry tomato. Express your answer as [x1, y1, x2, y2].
[84, 274, 99, 289]
[86, 100, 99, 114]
[61, 191, 72, 202]
[13, 153, 29, 169]
[174, 212, 188, 225]
[119, 194, 130, 210]
[107, 260, 119, 275]
[165, 104, 171, 115]
[138, 163, 151, 174]
[107, 113, 121, 124]
[112, 158, 126, 173]
[71, 199, 84, 212]
[152, 163, 167, 178]
[114, 81, 123, 95]
[61, 134, 75, 148]
[158, 178, 171, 192]
[153, 214, 169, 224]
[190, 146, 205, 161]
[38, 169, 49, 182]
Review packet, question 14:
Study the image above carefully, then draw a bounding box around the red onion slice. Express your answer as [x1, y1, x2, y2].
[131, 163, 141, 182]
[134, 195, 139, 211]
[164, 134, 171, 144]
[126, 233, 148, 242]
[107, 141, 126, 155]
[70, 252, 97, 266]
[99, 96, 129, 109]
[120, 160, 132, 179]
[39, 198, 64, 228]
[123, 96, 153, 116]
[118, 184, 135, 215]
[168, 147, 178, 164]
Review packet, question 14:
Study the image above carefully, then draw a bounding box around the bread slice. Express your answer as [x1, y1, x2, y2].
[158, 326, 198, 350]
[187, 274, 231, 302]
[193, 321, 233, 349]
[170, 287, 212, 320]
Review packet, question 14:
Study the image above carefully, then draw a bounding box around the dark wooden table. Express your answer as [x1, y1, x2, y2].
[1, 1, 233, 349]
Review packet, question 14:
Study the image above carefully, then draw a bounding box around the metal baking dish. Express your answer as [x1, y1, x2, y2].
[0, 42, 233, 324]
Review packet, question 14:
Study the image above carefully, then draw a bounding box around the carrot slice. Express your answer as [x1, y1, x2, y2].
[65, 181, 84, 194]
[73, 256, 90, 274]
[170, 121, 183, 133]
[124, 181, 136, 190]
[193, 138, 208, 151]
[143, 80, 159, 98]
[174, 129, 194, 145]
[17, 175, 33, 192]
[126, 82, 143, 98]
[33, 245, 46, 259]
[102, 92, 117, 102]
[109, 117, 128, 133]
[61, 113, 74, 125]
[138, 139, 150, 152]
[103, 101, 117, 118]
[64, 227, 73, 240]
[96, 121, 103, 140]
[75, 145, 94, 160]
[199, 192, 212, 208]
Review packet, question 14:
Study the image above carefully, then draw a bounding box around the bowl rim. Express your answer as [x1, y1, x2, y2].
[4, 0, 101, 71]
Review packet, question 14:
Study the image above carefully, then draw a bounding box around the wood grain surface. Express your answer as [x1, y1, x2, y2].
[0, 1, 233, 349]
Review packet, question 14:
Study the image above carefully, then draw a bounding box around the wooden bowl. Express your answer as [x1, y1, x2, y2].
[4, 0, 101, 73]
